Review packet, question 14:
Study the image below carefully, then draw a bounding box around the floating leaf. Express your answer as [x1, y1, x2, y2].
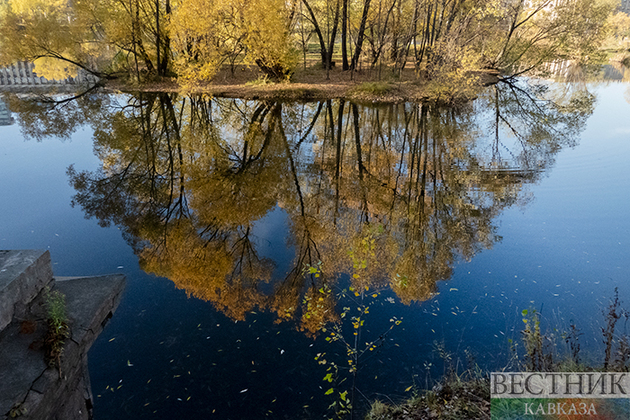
[339, 391, 348, 401]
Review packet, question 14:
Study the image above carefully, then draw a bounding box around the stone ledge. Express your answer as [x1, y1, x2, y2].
[0, 250, 53, 333]
[0, 250, 125, 420]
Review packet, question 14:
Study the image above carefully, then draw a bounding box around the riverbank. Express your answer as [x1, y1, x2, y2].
[102, 65, 500, 104]
[364, 288, 630, 420]
[366, 372, 491, 420]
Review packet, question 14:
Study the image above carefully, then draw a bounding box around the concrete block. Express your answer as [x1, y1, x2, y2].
[0, 320, 48, 416]
[31, 368, 58, 394]
[55, 274, 125, 347]
[1, 273, 125, 420]
[0, 250, 124, 420]
[0, 250, 53, 333]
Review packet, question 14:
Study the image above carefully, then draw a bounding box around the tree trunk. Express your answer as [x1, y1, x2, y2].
[255, 59, 289, 81]
[302, 0, 329, 68]
[135, 0, 155, 75]
[327, 0, 341, 68]
[351, 0, 372, 71]
[156, 0, 160, 76]
[158, 0, 171, 76]
[342, 0, 349, 70]
[370, 0, 398, 68]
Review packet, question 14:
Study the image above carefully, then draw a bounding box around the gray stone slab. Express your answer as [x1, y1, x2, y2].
[0, 319, 48, 416]
[55, 274, 126, 347]
[0, 274, 125, 419]
[0, 250, 53, 333]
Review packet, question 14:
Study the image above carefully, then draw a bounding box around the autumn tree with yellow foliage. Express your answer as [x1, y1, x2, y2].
[169, 0, 297, 84]
[0, 0, 618, 86]
[0, 0, 104, 77]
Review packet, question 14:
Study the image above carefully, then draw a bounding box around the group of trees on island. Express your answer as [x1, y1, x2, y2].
[0, 0, 620, 83]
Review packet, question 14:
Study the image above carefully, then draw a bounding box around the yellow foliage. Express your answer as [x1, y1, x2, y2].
[169, 0, 225, 84]
[33, 57, 78, 80]
[606, 12, 630, 48]
[240, 0, 297, 78]
[0, 0, 106, 70]
[8, 0, 68, 16]
[169, 0, 296, 83]
[425, 42, 482, 103]
[299, 285, 339, 338]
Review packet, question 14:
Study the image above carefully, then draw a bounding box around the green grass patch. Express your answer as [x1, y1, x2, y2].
[351, 81, 394, 95]
[244, 75, 274, 86]
[273, 87, 321, 100]
[43, 288, 70, 377]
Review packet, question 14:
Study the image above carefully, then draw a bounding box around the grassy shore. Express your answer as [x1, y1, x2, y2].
[102, 64, 500, 104]
[366, 371, 491, 420]
[363, 289, 630, 420]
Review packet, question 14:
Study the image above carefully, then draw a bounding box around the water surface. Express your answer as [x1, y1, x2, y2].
[1, 79, 629, 419]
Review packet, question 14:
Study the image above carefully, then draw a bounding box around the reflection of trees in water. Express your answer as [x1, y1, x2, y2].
[7, 82, 594, 334]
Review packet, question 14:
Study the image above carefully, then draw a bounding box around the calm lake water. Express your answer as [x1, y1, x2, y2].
[1, 77, 629, 419]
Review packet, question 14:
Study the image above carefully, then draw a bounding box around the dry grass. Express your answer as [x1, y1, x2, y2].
[365, 373, 491, 420]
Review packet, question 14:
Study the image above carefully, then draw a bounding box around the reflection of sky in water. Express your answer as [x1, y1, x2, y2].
[0, 83, 629, 419]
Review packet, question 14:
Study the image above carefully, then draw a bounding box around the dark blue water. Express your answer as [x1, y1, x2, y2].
[1, 80, 629, 419]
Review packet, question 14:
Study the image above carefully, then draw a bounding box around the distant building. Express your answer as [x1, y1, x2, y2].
[0, 61, 98, 89]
